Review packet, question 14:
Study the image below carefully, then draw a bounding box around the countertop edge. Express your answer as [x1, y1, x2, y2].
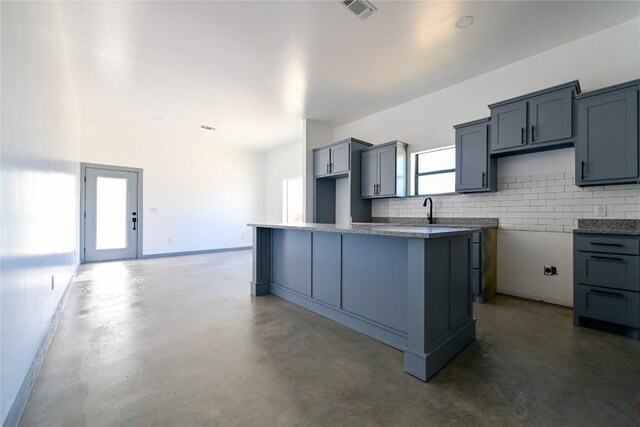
[247, 223, 480, 239]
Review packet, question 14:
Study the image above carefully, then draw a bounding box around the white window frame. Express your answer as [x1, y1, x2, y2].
[413, 145, 456, 196]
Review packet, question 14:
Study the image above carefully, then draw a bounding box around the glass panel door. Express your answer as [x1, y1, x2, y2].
[95, 177, 129, 250]
[84, 167, 139, 262]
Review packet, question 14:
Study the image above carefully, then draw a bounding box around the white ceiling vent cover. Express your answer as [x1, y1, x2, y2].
[341, 0, 377, 21]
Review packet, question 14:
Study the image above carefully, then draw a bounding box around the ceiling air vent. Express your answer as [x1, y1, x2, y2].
[341, 0, 377, 21]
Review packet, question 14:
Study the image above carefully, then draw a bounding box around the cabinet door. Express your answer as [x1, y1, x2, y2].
[490, 101, 527, 152]
[456, 123, 488, 192]
[377, 145, 397, 197]
[361, 149, 377, 198]
[312, 232, 342, 307]
[528, 89, 573, 145]
[577, 87, 638, 184]
[314, 148, 331, 177]
[330, 142, 350, 174]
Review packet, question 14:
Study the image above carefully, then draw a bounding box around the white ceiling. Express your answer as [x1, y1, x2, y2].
[58, 1, 640, 150]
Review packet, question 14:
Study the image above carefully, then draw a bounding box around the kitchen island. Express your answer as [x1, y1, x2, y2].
[248, 222, 478, 381]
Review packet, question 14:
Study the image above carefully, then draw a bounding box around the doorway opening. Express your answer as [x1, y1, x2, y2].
[81, 163, 143, 262]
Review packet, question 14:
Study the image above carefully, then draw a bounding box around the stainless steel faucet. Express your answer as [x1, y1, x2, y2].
[423, 197, 433, 224]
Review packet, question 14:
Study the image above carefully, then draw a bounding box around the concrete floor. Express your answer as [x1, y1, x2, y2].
[20, 250, 640, 426]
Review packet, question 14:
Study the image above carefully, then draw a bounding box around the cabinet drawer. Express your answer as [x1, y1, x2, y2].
[574, 234, 640, 255]
[575, 284, 640, 328]
[575, 252, 640, 292]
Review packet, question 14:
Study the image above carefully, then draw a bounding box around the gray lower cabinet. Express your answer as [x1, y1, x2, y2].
[489, 80, 580, 156]
[312, 232, 341, 307]
[574, 233, 640, 339]
[360, 141, 408, 199]
[251, 226, 476, 381]
[575, 80, 639, 186]
[454, 118, 496, 193]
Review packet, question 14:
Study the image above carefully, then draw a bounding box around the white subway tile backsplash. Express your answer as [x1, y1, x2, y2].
[373, 170, 640, 233]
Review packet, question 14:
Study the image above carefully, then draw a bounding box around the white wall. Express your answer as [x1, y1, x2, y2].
[263, 142, 303, 223]
[1, 2, 82, 423]
[334, 18, 640, 307]
[81, 120, 264, 255]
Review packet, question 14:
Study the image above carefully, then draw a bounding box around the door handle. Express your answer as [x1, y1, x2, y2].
[531, 125, 535, 142]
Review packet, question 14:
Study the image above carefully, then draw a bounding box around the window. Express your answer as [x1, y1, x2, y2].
[414, 146, 455, 195]
[282, 177, 303, 224]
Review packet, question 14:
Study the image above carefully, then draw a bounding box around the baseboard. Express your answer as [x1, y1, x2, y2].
[496, 291, 573, 308]
[3, 264, 80, 427]
[141, 246, 251, 259]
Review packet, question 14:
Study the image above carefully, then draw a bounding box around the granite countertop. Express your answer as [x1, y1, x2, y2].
[370, 217, 499, 230]
[573, 219, 640, 236]
[248, 222, 479, 239]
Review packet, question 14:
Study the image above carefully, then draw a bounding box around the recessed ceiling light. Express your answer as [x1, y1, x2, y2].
[456, 15, 474, 29]
[200, 125, 216, 131]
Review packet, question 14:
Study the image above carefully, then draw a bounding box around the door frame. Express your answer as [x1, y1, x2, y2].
[80, 162, 144, 263]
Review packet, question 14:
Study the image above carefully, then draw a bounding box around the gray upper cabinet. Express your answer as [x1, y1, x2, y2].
[314, 147, 331, 177]
[489, 81, 580, 156]
[377, 145, 398, 197]
[528, 89, 573, 146]
[331, 142, 350, 174]
[361, 141, 407, 199]
[313, 141, 351, 177]
[455, 118, 496, 193]
[313, 138, 373, 224]
[575, 80, 639, 186]
[361, 150, 377, 198]
[490, 101, 527, 152]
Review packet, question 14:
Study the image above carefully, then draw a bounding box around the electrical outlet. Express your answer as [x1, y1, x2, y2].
[543, 265, 558, 276]
[51, 275, 55, 290]
[594, 205, 606, 218]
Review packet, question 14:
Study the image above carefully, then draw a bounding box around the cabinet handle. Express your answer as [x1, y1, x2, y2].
[591, 255, 625, 262]
[590, 289, 624, 298]
[326, 164, 329, 174]
[521, 127, 526, 144]
[330, 163, 333, 173]
[580, 161, 585, 180]
[531, 125, 535, 142]
[481, 172, 486, 187]
[590, 242, 624, 247]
